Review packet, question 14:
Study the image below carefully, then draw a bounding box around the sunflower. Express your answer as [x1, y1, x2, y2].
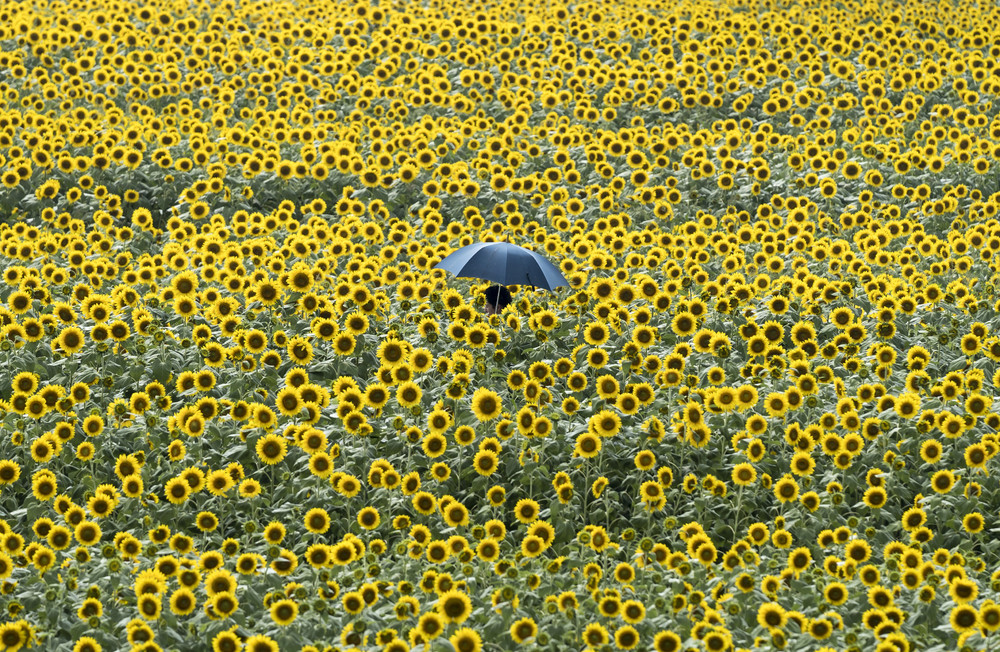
[789, 451, 815, 476]
[164, 477, 191, 504]
[514, 498, 539, 524]
[764, 392, 788, 417]
[509, 617, 537, 644]
[473, 450, 498, 476]
[297, 543, 328, 569]
[282, 336, 313, 365]
[597, 594, 621, 619]
[575, 432, 602, 458]
[901, 507, 927, 531]
[81, 415, 104, 437]
[422, 433, 447, 458]
[962, 512, 985, 534]
[137, 594, 162, 620]
[731, 463, 757, 486]
[274, 387, 302, 416]
[258, 521, 286, 547]
[255, 434, 287, 465]
[920, 439, 943, 463]
[471, 537, 499, 562]
[206, 470, 233, 496]
[807, 617, 833, 640]
[652, 631, 682, 652]
[823, 581, 848, 606]
[449, 628, 482, 652]
[584, 321, 610, 345]
[845, 539, 871, 563]
[417, 612, 445, 640]
[931, 469, 955, 494]
[11, 372, 38, 395]
[437, 590, 472, 624]
[251, 405, 277, 430]
[773, 476, 800, 506]
[168, 588, 197, 616]
[498, 368, 526, 392]
[304, 508, 330, 534]
[270, 598, 298, 626]
[964, 443, 988, 469]
[862, 486, 887, 509]
[950, 604, 980, 633]
[364, 383, 390, 410]
[207, 589, 241, 619]
[487, 486, 506, 506]
[587, 347, 609, 368]
[357, 506, 381, 530]
[470, 387, 502, 421]
[377, 338, 408, 368]
[396, 381, 422, 408]
[589, 410, 622, 438]
[188, 509, 217, 533]
[670, 312, 697, 336]
[241, 635, 279, 652]
[981, 604, 1000, 633]
[787, 547, 812, 576]
[0, 460, 20, 486]
[338, 474, 362, 498]
[239, 478, 261, 498]
[441, 501, 468, 527]
[72, 637, 102, 652]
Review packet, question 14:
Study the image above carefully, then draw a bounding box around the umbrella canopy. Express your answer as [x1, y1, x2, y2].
[433, 242, 569, 290]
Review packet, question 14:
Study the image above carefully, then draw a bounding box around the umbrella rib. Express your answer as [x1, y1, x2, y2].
[499, 244, 511, 285]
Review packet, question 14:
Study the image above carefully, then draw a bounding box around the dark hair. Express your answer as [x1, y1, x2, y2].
[484, 285, 512, 311]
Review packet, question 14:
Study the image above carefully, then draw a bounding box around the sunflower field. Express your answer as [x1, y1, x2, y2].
[4, 0, 1000, 650]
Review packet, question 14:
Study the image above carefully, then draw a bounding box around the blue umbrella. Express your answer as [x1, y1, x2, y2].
[433, 241, 569, 290]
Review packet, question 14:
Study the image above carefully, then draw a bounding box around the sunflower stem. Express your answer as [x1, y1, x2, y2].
[733, 485, 745, 542]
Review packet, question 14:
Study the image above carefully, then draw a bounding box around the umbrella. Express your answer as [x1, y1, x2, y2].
[433, 241, 569, 290]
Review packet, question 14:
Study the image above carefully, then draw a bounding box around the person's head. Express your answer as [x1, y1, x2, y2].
[483, 285, 512, 315]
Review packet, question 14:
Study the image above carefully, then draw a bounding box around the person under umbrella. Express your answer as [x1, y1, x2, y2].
[483, 285, 513, 315]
